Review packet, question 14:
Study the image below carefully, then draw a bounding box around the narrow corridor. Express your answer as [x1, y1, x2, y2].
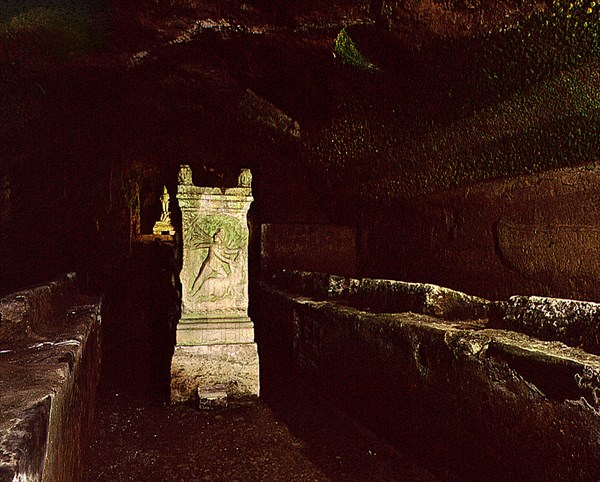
[84, 377, 437, 481]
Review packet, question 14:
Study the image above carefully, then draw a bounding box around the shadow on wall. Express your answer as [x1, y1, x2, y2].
[260, 224, 358, 278]
[358, 164, 600, 302]
[100, 241, 180, 402]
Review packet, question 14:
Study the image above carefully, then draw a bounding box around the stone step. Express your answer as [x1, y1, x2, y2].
[197, 387, 228, 410]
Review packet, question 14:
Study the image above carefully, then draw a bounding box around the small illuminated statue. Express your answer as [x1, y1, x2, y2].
[153, 186, 176, 235]
[160, 186, 171, 222]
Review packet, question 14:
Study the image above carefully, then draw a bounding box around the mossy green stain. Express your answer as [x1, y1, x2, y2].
[0, 6, 105, 58]
[304, 2, 599, 206]
[334, 28, 377, 72]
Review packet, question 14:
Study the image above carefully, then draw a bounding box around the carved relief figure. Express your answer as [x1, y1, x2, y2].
[191, 228, 240, 299]
[186, 215, 247, 306]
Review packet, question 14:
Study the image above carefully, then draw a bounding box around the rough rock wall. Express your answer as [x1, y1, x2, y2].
[260, 224, 358, 277]
[378, 0, 546, 41]
[0, 0, 596, 297]
[359, 164, 600, 302]
[100, 240, 180, 401]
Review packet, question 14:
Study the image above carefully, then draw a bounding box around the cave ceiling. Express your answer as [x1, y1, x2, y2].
[1, 0, 597, 217]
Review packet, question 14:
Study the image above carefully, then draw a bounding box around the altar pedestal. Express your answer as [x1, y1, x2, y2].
[170, 166, 259, 403]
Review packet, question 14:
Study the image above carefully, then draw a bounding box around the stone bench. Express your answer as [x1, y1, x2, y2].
[268, 269, 493, 319]
[500, 295, 600, 355]
[259, 270, 600, 480]
[0, 274, 101, 482]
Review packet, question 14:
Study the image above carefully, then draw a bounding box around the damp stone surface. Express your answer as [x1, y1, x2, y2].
[170, 165, 259, 403]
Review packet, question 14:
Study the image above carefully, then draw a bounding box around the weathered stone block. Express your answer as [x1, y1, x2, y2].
[503, 295, 600, 354]
[170, 344, 259, 404]
[0, 275, 101, 482]
[197, 387, 228, 410]
[258, 275, 600, 480]
[267, 270, 491, 320]
[353, 278, 491, 319]
[0, 273, 78, 342]
[0, 398, 50, 482]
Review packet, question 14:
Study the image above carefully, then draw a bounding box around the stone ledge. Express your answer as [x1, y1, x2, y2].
[175, 320, 255, 345]
[197, 387, 228, 409]
[259, 276, 600, 479]
[502, 295, 600, 355]
[269, 269, 491, 320]
[0, 276, 101, 482]
[0, 273, 78, 342]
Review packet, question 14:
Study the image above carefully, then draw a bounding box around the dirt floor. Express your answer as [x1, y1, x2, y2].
[83, 377, 437, 481]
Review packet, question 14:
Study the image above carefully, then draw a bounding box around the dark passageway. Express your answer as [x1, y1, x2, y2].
[84, 237, 435, 480]
[84, 330, 437, 481]
[0, 1, 598, 481]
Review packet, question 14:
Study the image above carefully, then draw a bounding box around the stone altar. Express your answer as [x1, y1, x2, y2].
[170, 165, 259, 403]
